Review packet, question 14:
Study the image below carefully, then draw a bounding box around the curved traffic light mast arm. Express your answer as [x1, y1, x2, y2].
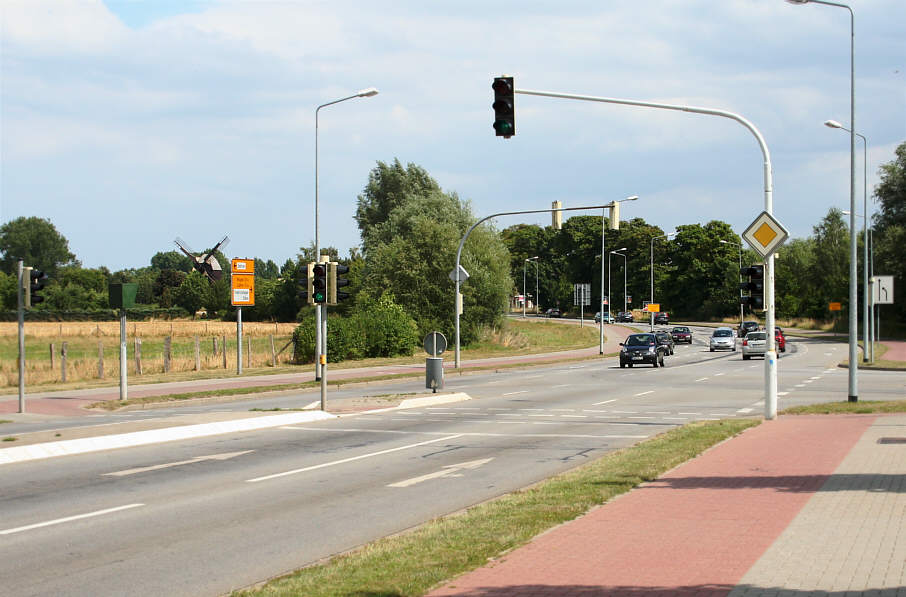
[513, 87, 779, 420]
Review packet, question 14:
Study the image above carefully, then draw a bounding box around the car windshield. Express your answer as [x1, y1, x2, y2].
[672, 327, 689, 332]
[748, 332, 767, 340]
[713, 330, 732, 337]
[626, 334, 655, 346]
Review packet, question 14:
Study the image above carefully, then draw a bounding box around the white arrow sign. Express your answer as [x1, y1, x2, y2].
[104, 450, 254, 477]
[387, 457, 494, 488]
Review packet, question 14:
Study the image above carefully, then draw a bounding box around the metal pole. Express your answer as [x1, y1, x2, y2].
[535, 260, 539, 315]
[599, 208, 606, 354]
[847, 5, 858, 400]
[17, 260, 25, 414]
[320, 304, 327, 410]
[237, 306, 243, 375]
[523, 261, 526, 318]
[454, 204, 613, 368]
[119, 309, 127, 401]
[869, 227, 874, 362]
[738, 244, 743, 327]
[314, 106, 322, 381]
[860, 133, 869, 362]
[623, 255, 627, 315]
[650, 237, 654, 332]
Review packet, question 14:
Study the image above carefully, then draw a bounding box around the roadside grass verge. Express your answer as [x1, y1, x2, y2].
[232, 418, 758, 597]
[782, 400, 906, 415]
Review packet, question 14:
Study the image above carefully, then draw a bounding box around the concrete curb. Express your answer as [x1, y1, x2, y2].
[0, 411, 335, 466]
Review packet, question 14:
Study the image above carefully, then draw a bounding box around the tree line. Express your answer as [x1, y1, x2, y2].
[2, 142, 904, 340]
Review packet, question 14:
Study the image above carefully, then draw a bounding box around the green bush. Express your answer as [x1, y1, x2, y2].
[292, 295, 418, 364]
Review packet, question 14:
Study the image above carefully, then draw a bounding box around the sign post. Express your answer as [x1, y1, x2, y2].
[231, 259, 255, 375]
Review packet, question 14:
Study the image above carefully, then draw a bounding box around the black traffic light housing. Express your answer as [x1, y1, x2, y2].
[312, 263, 328, 304]
[328, 262, 350, 304]
[298, 263, 314, 304]
[739, 264, 765, 311]
[23, 267, 47, 308]
[492, 76, 515, 138]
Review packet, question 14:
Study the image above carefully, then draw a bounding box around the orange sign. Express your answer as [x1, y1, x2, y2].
[829, 302, 842, 311]
[231, 272, 255, 306]
[646, 303, 660, 313]
[231, 258, 255, 274]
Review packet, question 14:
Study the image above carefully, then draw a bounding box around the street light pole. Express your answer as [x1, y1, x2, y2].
[720, 240, 745, 327]
[599, 197, 637, 354]
[524, 257, 539, 317]
[314, 87, 378, 385]
[826, 120, 869, 361]
[787, 0, 857, 401]
[650, 232, 675, 331]
[609, 249, 626, 330]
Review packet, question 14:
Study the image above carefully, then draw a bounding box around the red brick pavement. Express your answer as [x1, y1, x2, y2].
[879, 340, 906, 362]
[428, 415, 875, 597]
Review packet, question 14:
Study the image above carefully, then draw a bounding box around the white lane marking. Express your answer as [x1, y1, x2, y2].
[714, 373, 725, 377]
[495, 413, 523, 417]
[523, 375, 544, 380]
[502, 391, 529, 396]
[695, 377, 709, 382]
[487, 408, 509, 411]
[388, 458, 494, 488]
[611, 410, 638, 414]
[551, 384, 572, 389]
[104, 450, 254, 477]
[528, 414, 555, 418]
[629, 416, 655, 419]
[582, 409, 611, 413]
[593, 399, 618, 406]
[246, 434, 464, 483]
[810, 376, 822, 380]
[550, 408, 576, 412]
[647, 411, 670, 414]
[518, 408, 545, 411]
[795, 384, 806, 388]
[663, 417, 688, 421]
[804, 380, 814, 384]
[561, 415, 588, 419]
[1, 504, 145, 536]
[634, 391, 654, 397]
[568, 365, 586, 369]
[778, 392, 789, 396]
[737, 408, 754, 414]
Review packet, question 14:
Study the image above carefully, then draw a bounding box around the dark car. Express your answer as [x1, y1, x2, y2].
[545, 308, 562, 318]
[619, 333, 669, 368]
[655, 331, 675, 355]
[670, 326, 693, 344]
[738, 321, 760, 337]
[617, 311, 634, 323]
[654, 312, 669, 325]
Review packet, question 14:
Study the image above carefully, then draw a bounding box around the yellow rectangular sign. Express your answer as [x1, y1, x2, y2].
[231, 273, 255, 306]
[231, 258, 255, 274]
[646, 303, 660, 313]
[829, 302, 842, 311]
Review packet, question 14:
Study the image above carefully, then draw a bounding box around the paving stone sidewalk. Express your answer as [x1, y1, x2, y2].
[428, 414, 906, 596]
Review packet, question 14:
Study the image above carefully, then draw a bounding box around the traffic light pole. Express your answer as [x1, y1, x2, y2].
[513, 87, 778, 419]
[17, 260, 25, 414]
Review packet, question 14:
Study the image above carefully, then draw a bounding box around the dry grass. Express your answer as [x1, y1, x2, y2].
[0, 320, 296, 339]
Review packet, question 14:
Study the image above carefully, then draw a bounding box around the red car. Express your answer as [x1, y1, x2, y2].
[775, 327, 786, 352]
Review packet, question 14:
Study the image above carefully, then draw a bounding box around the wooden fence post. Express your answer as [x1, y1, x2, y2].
[135, 338, 143, 375]
[194, 335, 201, 371]
[164, 336, 171, 373]
[270, 334, 276, 367]
[50, 343, 55, 371]
[213, 336, 218, 356]
[98, 341, 104, 379]
[222, 335, 227, 369]
[60, 342, 68, 383]
[247, 335, 252, 367]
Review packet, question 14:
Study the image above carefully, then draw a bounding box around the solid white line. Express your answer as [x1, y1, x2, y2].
[737, 408, 754, 414]
[592, 399, 618, 406]
[104, 450, 253, 477]
[634, 391, 654, 397]
[678, 412, 702, 415]
[502, 391, 529, 396]
[714, 373, 725, 377]
[695, 377, 709, 382]
[561, 415, 588, 418]
[246, 434, 464, 483]
[810, 376, 822, 380]
[550, 384, 572, 389]
[778, 392, 789, 396]
[1, 504, 145, 535]
[550, 408, 576, 412]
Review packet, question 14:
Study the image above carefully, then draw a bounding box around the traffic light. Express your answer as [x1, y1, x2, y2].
[298, 263, 314, 304]
[492, 76, 515, 138]
[23, 267, 47, 309]
[312, 262, 328, 304]
[328, 262, 350, 304]
[739, 264, 765, 311]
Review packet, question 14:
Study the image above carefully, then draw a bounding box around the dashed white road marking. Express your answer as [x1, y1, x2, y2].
[593, 399, 618, 406]
[1, 504, 145, 536]
[502, 391, 528, 396]
[695, 377, 709, 382]
[634, 391, 654, 397]
[551, 384, 572, 389]
[778, 392, 789, 396]
[809, 376, 822, 380]
[795, 384, 806, 388]
[714, 373, 725, 377]
[737, 408, 754, 414]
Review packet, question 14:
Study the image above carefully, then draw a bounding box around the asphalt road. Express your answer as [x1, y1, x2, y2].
[1, 327, 903, 597]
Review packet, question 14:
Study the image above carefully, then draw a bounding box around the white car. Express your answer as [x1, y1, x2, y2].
[741, 331, 767, 360]
[709, 327, 736, 352]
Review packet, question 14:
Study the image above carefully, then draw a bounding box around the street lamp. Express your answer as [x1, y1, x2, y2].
[608, 248, 627, 326]
[826, 119, 870, 362]
[650, 232, 676, 331]
[720, 239, 745, 328]
[786, 0, 857, 401]
[523, 256, 538, 317]
[599, 196, 638, 354]
[314, 87, 379, 398]
[842, 209, 874, 361]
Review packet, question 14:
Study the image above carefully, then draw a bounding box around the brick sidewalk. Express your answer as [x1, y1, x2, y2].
[428, 415, 903, 597]
[880, 340, 906, 362]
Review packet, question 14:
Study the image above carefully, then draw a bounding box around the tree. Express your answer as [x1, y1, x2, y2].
[809, 208, 849, 318]
[150, 251, 193, 273]
[0, 216, 78, 276]
[175, 271, 210, 317]
[871, 141, 906, 322]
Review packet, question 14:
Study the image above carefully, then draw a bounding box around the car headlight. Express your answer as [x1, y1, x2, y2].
[648, 347, 656, 353]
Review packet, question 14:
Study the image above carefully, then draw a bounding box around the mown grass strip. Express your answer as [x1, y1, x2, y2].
[782, 400, 906, 415]
[233, 418, 758, 597]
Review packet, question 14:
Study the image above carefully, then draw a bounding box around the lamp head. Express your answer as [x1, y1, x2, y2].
[785, 0, 810, 4]
[824, 119, 844, 129]
[626, 195, 639, 201]
[616, 247, 627, 252]
[356, 87, 379, 98]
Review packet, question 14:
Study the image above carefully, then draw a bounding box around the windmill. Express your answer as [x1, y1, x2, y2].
[174, 235, 230, 282]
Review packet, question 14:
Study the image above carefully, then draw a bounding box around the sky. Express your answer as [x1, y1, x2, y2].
[1, 0, 904, 271]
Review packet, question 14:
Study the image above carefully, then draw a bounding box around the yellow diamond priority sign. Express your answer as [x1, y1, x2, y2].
[742, 211, 789, 259]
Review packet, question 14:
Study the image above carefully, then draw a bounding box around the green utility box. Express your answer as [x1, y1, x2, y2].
[108, 283, 138, 310]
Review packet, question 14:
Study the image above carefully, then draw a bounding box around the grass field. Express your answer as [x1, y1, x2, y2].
[0, 319, 601, 390]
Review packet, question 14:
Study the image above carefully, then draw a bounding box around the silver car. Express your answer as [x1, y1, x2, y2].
[742, 331, 767, 360]
[709, 327, 736, 352]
